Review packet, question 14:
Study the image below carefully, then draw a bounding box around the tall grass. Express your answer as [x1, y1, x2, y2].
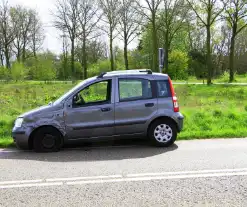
[176, 84, 247, 139]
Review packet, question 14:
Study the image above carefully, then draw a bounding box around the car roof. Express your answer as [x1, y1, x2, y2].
[98, 69, 169, 79]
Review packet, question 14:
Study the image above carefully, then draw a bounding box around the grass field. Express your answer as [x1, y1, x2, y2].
[0, 81, 247, 148]
[174, 73, 247, 84]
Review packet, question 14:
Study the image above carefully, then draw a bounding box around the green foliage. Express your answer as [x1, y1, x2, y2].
[167, 50, 189, 80]
[88, 60, 125, 78]
[34, 58, 56, 81]
[11, 62, 27, 81]
[0, 66, 10, 80]
[128, 50, 149, 69]
[88, 60, 112, 77]
[26, 55, 56, 81]
[74, 61, 83, 79]
[188, 50, 207, 79]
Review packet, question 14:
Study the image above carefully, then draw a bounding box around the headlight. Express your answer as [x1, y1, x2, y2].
[15, 118, 24, 128]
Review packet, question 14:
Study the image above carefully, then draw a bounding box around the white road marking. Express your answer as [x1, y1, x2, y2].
[46, 175, 122, 182]
[0, 150, 20, 153]
[127, 168, 247, 177]
[67, 171, 247, 186]
[2, 168, 247, 189]
[0, 179, 43, 185]
[0, 182, 63, 189]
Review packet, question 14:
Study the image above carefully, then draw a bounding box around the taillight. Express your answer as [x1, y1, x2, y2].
[168, 77, 179, 112]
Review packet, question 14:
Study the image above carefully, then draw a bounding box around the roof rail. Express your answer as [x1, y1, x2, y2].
[97, 72, 107, 78]
[97, 69, 152, 78]
[139, 69, 152, 74]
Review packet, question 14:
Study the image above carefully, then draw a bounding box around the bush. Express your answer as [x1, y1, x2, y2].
[219, 71, 237, 83]
[167, 50, 189, 80]
[29, 58, 56, 81]
[88, 60, 125, 78]
[0, 66, 10, 80]
[11, 62, 27, 81]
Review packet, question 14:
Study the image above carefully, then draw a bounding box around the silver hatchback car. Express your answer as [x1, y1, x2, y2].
[12, 69, 184, 152]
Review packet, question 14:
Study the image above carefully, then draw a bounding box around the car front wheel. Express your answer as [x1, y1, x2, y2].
[33, 127, 63, 153]
[148, 119, 177, 147]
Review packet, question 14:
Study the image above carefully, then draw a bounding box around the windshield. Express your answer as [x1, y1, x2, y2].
[53, 79, 91, 105]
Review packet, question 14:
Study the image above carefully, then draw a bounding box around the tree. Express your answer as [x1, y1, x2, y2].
[222, 0, 247, 82]
[119, 0, 141, 70]
[53, 0, 81, 80]
[158, 0, 189, 72]
[186, 0, 225, 85]
[76, 39, 108, 66]
[135, 0, 163, 72]
[168, 50, 189, 80]
[29, 10, 44, 59]
[78, 0, 101, 79]
[98, 0, 121, 71]
[0, 0, 17, 68]
[11, 5, 33, 62]
[60, 32, 69, 79]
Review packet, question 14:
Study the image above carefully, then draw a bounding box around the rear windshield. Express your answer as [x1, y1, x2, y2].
[156, 80, 171, 98]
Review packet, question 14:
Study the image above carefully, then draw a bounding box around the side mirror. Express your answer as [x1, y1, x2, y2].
[66, 99, 73, 108]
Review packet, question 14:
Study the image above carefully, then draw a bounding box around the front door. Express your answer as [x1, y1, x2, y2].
[115, 77, 158, 135]
[65, 79, 115, 140]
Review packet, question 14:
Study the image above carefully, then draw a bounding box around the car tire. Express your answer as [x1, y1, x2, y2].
[148, 119, 177, 147]
[33, 127, 63, 153]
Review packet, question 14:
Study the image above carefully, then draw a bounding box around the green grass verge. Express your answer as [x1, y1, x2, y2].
[0, 81, 247, 148]
[173, 73, 247, 84]
[0, 137, 14, 148]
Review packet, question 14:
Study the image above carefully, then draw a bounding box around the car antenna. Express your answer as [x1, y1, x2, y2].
[97, 72, 107, 78]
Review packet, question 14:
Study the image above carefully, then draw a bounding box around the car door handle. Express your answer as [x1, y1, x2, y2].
[101, 107, 112, 112]
[145, 103, 154, 107]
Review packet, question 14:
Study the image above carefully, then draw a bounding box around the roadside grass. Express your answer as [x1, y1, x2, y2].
[0, 81, 247, 148]
[173, 73, 247, 84]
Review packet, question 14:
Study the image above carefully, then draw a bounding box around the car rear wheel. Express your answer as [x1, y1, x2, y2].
[148, 119, 177, 147]
[33, 127, 63, 153]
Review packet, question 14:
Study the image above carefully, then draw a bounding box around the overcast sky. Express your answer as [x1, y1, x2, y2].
[9, 0, 138, 55]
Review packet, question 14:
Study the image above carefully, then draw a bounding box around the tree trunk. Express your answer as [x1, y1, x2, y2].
[82, 34, 87, 79]
[0, 52, 4, 66]
[206, 26, 212, 85]
[4, 46, 11, 69]
[109, 30, 114, 71]
[71, 38, 75, 80]
[22, 42, 26, 62]
[17, 49, 21, 62]
[152, 18, 158, 72]
[124, 35, 129, 70]
[229, 25, 237, 83]
[164, 31, 169, 73]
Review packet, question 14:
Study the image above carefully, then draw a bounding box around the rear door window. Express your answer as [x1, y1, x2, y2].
[156, 80, 171, 98]
[118, 78, 153, 102]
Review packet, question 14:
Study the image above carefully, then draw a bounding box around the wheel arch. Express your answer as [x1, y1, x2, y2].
[147, 116, 178, 135]
[28, 125, 64, 150]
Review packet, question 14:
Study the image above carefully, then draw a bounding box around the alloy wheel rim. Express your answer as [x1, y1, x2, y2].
[154, 124, 173, 143]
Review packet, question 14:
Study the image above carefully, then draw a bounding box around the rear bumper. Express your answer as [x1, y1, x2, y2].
[12, 127, 31, 150]
[173, 112, 184, 132]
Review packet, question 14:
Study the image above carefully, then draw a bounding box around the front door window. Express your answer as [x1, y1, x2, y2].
[72, 80, 111, 107]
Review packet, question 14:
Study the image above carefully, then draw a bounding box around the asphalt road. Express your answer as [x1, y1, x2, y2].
[1, 138, 247, 207]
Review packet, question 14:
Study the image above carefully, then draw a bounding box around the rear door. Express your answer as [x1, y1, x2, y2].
[114, 76, 158, 135]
